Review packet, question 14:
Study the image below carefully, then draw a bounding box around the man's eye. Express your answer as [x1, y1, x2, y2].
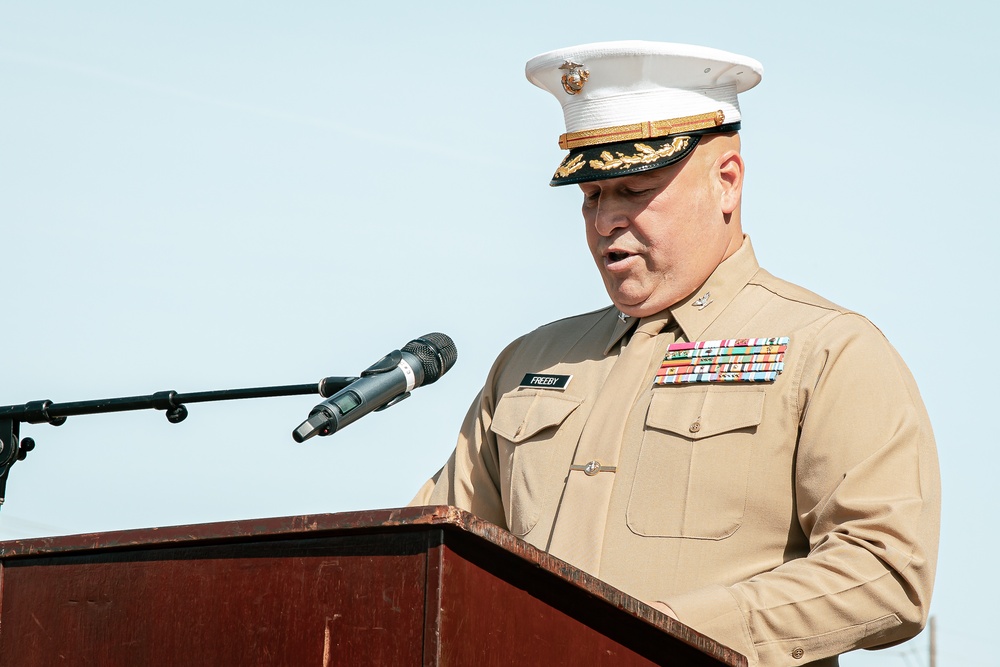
[625, 188, 652, 197]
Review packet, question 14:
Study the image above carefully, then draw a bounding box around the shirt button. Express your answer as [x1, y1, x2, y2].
[689, 420, 701, 434]
[791, 647, 805, 660]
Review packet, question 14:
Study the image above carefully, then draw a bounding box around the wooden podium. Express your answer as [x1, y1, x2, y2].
[0, 506, 745, 666]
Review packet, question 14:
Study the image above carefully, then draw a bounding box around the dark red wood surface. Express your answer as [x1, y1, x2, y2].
[0, 506, 746, 667]
[431, 538, 731, 666]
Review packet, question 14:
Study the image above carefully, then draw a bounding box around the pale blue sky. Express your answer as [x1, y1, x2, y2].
[2, 2, 996, 664]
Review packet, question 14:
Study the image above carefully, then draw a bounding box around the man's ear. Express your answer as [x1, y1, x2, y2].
[717, 150, 744, 216]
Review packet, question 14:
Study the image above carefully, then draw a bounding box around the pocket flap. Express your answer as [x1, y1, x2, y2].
[646, 389, 765, 439]
[491, 390, 583, 443]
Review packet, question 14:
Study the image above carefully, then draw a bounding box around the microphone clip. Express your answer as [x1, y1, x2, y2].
[362, 351, 404, 377]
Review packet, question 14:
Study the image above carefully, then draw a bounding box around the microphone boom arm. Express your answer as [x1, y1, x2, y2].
[0, 376, 359, 507]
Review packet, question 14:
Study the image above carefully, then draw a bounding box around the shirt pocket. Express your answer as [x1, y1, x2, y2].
[626, 388, 765, 540]
[490, 389, 583, 536]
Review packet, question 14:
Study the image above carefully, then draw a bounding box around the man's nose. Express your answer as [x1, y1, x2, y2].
[592, 197, 631, 236]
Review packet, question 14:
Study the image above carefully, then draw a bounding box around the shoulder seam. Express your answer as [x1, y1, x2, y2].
[532, 304, 615, 331]
[749, 270, 856, 316]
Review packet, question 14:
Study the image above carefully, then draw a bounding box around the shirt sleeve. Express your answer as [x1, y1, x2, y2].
[407, 338, 523, 530]
[662, 313, 940, 666]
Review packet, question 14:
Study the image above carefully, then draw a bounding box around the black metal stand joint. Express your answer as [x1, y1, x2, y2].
[151, 390, 179, 410]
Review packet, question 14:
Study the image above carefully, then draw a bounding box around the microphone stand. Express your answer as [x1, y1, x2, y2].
[0, 376, 359, 507]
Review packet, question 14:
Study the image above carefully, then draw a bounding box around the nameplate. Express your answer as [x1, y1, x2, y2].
[520, 373, 573, 390]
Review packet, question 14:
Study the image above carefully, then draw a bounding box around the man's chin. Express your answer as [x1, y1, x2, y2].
[603, 279, 676, 317]
[613, 300, 658, 319]
[611, 293, 676, 319]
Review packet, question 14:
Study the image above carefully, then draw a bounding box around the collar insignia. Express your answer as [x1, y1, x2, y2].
[654, 337, 790, 385]
[618, 311, 629, 323]
[692, 292, 713, 310]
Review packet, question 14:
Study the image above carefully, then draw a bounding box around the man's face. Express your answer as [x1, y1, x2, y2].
[580, 138, 743, 318]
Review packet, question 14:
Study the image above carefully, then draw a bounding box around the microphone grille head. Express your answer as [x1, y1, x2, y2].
[403, 333, 458, 384]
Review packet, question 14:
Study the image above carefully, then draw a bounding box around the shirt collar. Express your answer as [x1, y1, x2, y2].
[603, 307, 676, 355]
[601, 235, 760, 353]
[604, 308, 636, 354]
[668, 235, 760, 342]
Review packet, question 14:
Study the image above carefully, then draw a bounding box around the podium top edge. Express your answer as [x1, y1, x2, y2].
[0, 506, 475, 558]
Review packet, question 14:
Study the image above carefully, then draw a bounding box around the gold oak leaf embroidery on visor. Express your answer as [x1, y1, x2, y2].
[555, 154, 586, 178]
[589, 136, 691, 171]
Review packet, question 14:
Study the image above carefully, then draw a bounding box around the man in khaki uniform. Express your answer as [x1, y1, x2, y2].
[412, 41, 939, 667]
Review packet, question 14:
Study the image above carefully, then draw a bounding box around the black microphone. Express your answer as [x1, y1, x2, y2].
[292, 333, 457, 442]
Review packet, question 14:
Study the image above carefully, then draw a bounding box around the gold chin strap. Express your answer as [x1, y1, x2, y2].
[558, 110, 725, 150]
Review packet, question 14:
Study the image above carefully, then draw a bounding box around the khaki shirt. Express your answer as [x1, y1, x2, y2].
[413, 238, 939, 667]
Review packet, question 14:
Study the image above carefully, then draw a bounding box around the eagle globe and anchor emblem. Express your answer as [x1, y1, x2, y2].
[559, 60, 589, 95]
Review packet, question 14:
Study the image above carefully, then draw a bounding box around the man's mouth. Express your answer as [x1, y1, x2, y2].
[608, 251, 630, 262]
